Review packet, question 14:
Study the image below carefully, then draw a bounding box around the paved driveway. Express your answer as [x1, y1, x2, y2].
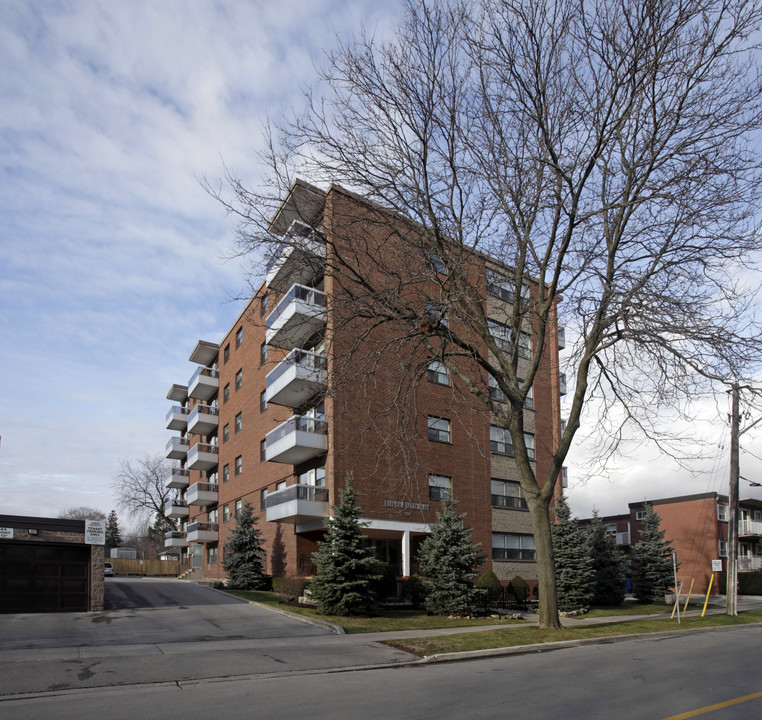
[0, 577, 331, 651]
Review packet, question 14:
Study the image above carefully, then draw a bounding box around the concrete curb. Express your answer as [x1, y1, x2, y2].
[245, 599, 346, 635]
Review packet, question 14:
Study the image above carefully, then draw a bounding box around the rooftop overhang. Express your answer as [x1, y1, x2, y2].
[189, 340, 219, 366]
[269, 180, 326, 236]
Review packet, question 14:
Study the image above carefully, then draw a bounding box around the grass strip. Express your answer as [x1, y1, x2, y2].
[383, 610, 762, 657]
[225, 589, 524, 633]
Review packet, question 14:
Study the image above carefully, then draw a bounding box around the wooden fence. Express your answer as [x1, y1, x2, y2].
[110, 558, 181, 576]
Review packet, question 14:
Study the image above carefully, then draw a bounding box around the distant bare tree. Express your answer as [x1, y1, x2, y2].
[211, 0, 762, 628]
[113, 453, 177, 532]
[58, 506, 106, 521]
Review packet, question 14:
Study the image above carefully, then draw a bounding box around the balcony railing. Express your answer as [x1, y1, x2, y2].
[265, 415, 328, 465]
[164, 531, 188, 548]
[164, 500, 190, 518]
[186, 442, 219, 471]
[186, 522, 218, 543]
[265, 484, 329, 508]
[739, 556, 762, 571]
[164, 467, 190, 489]
[265, 349, 327, 408]
[165, 404, 189, 431]
[739, 519, 762, 537]
[188, 365, 219, 401]
[265, 484, 330, 524]
[187, 404, 219, 436]
[187, 482, 219, 506]
[265, 222, 326, 292]
[165, 436, 189, 460]
[616, 531, 631, 545]
[265, 284, 327, 349]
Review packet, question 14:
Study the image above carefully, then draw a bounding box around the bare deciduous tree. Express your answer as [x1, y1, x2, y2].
[113, 453, 177, 532]
[58, 506, 106, 521]
[210, 0, 762, 628]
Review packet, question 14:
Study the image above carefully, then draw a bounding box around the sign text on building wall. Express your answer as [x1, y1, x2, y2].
[384, 500, 430, 511]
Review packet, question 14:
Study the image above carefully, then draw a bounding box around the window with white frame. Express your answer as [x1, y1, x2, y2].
[428, 416, 451, 443]
[208, 508, 218, 524]
[636, 510, 647, 520]
[235, 455, 242, 476]
[486, 269, 515, 302]
[488, 319, 512, 352]
[428, 474, 451, 502]
[519, 331, 532, 360]
[525, 433, 535, 460]
[235, 412, 242, 434]
[491, 479, 527, 510]
[492, 532, 536, 561]
[223, 505, 230, 522]
[207, 546, 218, 564]
[427, 360, 450, 386]
[298, 466, 326, 486]
[235, 499, 243, 518]
[489, 376, 507, 403]
[523, 382, 534, 410]
[717, 504, 728, 521]
[719, 540, 728, 557]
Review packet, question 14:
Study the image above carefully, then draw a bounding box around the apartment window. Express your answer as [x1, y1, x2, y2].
[428, 474, 451, 502]
[635, 510, 647, 520]
[235, 412, 242, 434]
[489, 376, 507, 403]
[235, 369, 243, 390]
[223, 424, 229, 443]
[606, 524, 617, 535]
[234, 499, 243, 518]
[427, 360, 450, 386]
[525, 433, 535, 460]
[223, 344, 230, 364]
[222, 464, 230, 483]
[486, 269, 515, 302]
[490, 426, 513, 456]
[260, 343, 268, 365]
[428, 416, 451, 444]
[719, 540, 728, 558]
[235, 327, 243, 348]
[208, 508, 219, 524]
[276, 480, 287, 491]
[491, 479, 527, 510]
[492, 532, 536, 561]
[519, 331, 532, 360]
[260, 391, 267, 413]
[223, 504, 230, 522]
[425, 250, 446, 274]
[207, 546, 218, 565]
[223, 383, 230, 403]
[235, 455, 242, 476]
[261, 293, 269, 316]
[261, 488, 268, 509]
[260, 439, 266, 462]
[298, 466, 326, 486]
[717, 504, 728, 521]
[488, 319, 512, 352]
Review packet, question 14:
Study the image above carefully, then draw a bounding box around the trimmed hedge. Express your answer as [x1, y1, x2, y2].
[717, 571, 762, 595]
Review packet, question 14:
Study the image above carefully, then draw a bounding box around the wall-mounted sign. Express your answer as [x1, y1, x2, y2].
[385, 500, 430, 512]
[712, 559, 723, 572]
[85, 520, 106, 545]
[0, 527, 13, 539]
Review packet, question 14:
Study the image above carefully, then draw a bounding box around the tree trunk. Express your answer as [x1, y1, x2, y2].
[526, 495, 561, 629]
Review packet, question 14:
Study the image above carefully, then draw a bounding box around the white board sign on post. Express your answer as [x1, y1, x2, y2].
[85, 520, 105, 545]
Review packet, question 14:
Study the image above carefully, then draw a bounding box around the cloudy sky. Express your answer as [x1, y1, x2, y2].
[1, 0, 760, 529]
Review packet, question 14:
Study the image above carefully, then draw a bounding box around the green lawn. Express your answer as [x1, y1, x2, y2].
[582, 601, 720, 618]
[225, 590, 525, 633]
[383, 610, 762, 657]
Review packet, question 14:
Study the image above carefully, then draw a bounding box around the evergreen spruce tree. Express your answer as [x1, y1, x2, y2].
[310, 475, 381, 616]
[105, 510, 122, 556]
[633, 505, 676, 603]
[552, 495, 595, 611]
[418, 498, 485, 616]
[588, 513, 626, 606]
[222, 502, 267, 589]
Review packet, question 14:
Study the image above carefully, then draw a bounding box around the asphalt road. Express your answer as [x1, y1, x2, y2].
[2, 625, 761, 719]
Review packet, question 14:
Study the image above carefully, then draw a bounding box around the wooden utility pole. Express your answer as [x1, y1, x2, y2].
[727, 384, 740, 616]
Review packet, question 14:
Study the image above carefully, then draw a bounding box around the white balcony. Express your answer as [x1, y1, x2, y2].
[187, 404, 219, 436]
[188, 366, 219, 401]
[739, 519, 762, 537]
[265, 349, 327, 408]
[559, 373, 567, 396]
[558, 326, 566, 350]
[739, 556, 762, 571]
[164, 531, 188, 548]
[265, 284, 327, 350]
[164, 500, 189, 519]
[166, 404, 189, 431]
[265, 415, 328, 465]
[187, 482, 219, 507]
[186, 522, 218, 543]
[616, 531, 631, 545]
[186, 442, 219, 471]
[166, 384, 188, 403]
[165, 436, 189, 460]
[265, 484, 330, 524]
[189, 340, 219, 366]
[165, 467, 190, 490]
[265, 221, 326, 293]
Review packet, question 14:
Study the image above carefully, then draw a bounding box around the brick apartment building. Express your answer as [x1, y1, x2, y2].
[580, 491, 762, 595]
[162, 180, 565, 586]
